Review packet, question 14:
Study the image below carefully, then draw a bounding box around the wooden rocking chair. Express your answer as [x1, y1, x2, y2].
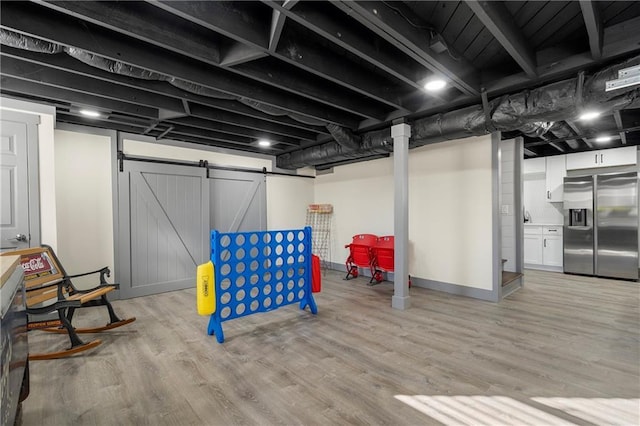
[2, 245, 135, 360]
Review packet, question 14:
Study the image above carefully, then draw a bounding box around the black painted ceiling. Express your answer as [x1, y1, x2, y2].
[1, 1, 640, 168]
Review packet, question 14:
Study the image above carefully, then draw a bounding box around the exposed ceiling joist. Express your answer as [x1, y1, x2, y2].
[269, 0, 298, 51]
[579, 0, 603, 60]
[565, 120, 594, 149]
[262, 0, 424, 91]
[331, 1, 479, 96]
[613, 110, 627, 144]
[0, 76, 159, 118]
[38, 0, 221, 65]
[35, 0, 387, 120]
[0, 1, 359, 127]
[148, 0, 409, 113]
[0, 45, 329, 135]
[168, 114, 303, 147]
[464, 0, 537, 79]
[0, 54, 185, 114]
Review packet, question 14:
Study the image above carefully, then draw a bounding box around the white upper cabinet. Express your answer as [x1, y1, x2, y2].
[566, 146, 637, 170]
[545, 155, 566, 202]
[523, 157, 546, 174]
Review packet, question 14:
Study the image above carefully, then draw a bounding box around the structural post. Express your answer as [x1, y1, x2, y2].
[391, 122, 411, 310]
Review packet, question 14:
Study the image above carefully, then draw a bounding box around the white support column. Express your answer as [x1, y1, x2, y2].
[391, 122, 411, 310]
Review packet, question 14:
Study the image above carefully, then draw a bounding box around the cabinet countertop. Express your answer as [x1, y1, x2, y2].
[524, 223, 563, 227]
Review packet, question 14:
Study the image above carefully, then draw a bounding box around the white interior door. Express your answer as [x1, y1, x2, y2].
[0, 112, 39, 251]
[118, 161, 209, 298]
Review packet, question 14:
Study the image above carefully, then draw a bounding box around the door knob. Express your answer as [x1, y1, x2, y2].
[7, 234, 28, 242]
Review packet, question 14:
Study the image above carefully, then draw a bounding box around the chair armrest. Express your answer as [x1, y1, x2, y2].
[67, 266, 111, 284]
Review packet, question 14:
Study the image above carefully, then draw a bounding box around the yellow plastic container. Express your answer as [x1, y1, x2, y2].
[196, 261, 216, 315]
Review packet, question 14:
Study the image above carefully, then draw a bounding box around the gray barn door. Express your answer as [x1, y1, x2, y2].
[209, 169, 266, 233]
[0, 112, 40, 251]
[118, 161, 209, 298]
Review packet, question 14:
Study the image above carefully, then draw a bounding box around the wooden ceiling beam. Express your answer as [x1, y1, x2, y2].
[464, 0, 537, 79]
[0, 45, 330, 136]
[269, 0, 298, 52]
[484, 15, 640, 94]
[613, 110, 627, 144]
[331, 1, 479, 96]
[169, 114, 302, 146]
[57, 113, 152, 134]
[262, 0, 423, 91]
[0, 54, 186, 114]
[34, 0, 378, 121]
[148, 0, 406, 113]
[579, 0, 603, 60]
[0, 76, 159, 118]
[0, 1, 359, 127]
[38, 0, 221, 65]
[565, 120, 594, 149]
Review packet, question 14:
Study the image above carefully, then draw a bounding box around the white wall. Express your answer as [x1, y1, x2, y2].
[315, 135, 494, 291]
[54, 129, 114, 289]
[266, 175, 314, 230]
[501, 139, 516, 272]
[38, 114, 57, 249]
[314, 158, 394, 265]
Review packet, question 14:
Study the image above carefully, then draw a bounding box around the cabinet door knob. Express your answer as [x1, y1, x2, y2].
[547, 190, 550, 199]
[600, 153, 603, 163]
[544, 238, 547, 247]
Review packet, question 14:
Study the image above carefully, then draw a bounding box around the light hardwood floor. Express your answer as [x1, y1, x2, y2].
[22, 269, 639, 425]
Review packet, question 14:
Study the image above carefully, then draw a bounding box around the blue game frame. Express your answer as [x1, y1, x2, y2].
[207, 227, 318, 343]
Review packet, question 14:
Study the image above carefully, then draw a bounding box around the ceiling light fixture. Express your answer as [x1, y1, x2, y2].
[424, 79, 447, 92]
[79, 109, 101, 118]
[258, 139, 271, 147]
[579, 111, 600, 120]
[595, 135, 612, 143]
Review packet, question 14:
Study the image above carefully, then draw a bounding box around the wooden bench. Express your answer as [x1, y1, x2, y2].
[1, 245, 135, 360]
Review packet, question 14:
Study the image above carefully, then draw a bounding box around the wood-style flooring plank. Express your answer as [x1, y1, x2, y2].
[22, 268, 639, 425]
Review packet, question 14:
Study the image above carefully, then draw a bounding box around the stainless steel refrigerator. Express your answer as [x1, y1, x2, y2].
[564, 172, 638, 280]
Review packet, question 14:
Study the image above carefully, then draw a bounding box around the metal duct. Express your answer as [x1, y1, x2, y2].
[65, 47, 168, 80]
[549, 122, 579, 149]
[239, 98, 289, 116]
[276, 128, 392, 169]
[326, 124, 361, 150]
[289, 113, 327, 126]
[0, 29, 63, 53]
[277, 54, 640, 169]
[170, 79, 237, 100]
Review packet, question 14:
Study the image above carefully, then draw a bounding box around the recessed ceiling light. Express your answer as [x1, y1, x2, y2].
[424, 79, 447, 91]
[595, 135, 612, 143]
[579, 111, 600, 120]
[79, 109, 101, 117]
[258, 139, 271, 147]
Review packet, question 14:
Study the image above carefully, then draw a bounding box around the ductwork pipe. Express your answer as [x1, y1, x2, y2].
[277, 128, 392, 169]
[326, 124, 361, 150]
[277, 54, 640, 169]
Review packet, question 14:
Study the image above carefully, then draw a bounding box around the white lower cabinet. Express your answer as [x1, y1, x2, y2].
[524, 225, 563, 270]
[524, 234, 543, 264]
[542, 234, 563, 267]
